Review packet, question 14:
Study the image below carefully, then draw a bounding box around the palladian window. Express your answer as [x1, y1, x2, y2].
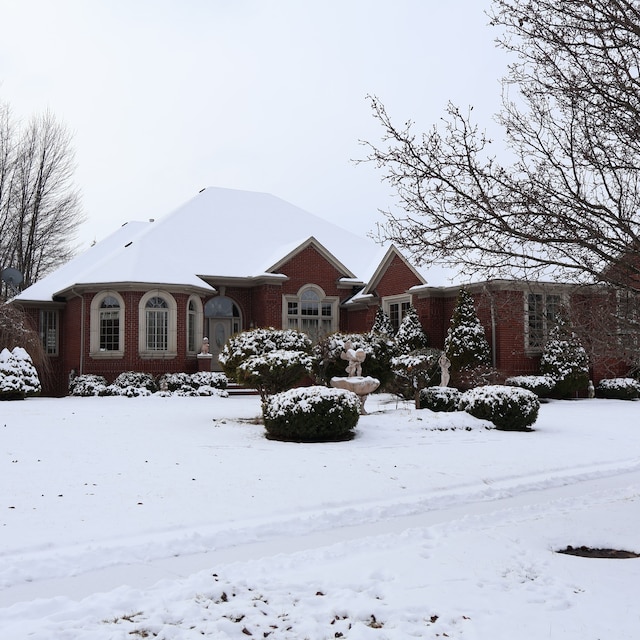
[284, 285, 337, 340]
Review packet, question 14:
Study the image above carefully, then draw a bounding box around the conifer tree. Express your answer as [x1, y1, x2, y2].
[395, 306, 428, 354]
[370, 306, 394, 338]
[540, 318, 589, 398]
[444, 289, 491, 375]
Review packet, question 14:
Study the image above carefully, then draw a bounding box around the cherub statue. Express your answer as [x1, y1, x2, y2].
[340, 340, 367, 377]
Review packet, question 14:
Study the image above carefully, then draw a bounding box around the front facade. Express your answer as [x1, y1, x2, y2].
[13, 188, 634, 395]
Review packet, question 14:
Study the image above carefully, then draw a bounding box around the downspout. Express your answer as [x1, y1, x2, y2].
[70, 288, 85, 375]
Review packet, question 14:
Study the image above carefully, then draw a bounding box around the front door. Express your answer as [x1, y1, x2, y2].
[209, 318, 232, 371]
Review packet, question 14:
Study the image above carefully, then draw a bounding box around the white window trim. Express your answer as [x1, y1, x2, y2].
[186, 295, 204, 355]
[138, 290, 177, 358]
[382, 294, 412, 331]
[90, 291, 125, 358]
[282, 284, 339, 339]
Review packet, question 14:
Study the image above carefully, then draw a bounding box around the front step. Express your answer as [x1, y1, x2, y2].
[226, 383, 260, 397]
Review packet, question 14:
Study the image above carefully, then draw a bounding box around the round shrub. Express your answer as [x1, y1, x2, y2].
[505, 375, 555, 397]
[459, 384, 540, 431]
[190, 371, 228, 390]
[419, 386, 462, 412]
[237, 349, 313, 400]
[111, 371, 157, 392]
[596, 378, 640, 400]
[262, 386, 360, 442]
[69, 374, 108, 397]
[219, 328, 312, 380]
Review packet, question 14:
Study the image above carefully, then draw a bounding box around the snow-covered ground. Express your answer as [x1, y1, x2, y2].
[1, 393, 639, 638]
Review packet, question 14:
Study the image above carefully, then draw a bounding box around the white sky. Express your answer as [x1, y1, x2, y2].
[0, 0, 508, 251]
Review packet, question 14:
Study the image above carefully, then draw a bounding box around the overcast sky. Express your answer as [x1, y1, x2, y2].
[0, 0, 508, 251]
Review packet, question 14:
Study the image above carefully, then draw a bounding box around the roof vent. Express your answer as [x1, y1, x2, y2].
[149, 218, 155, 222]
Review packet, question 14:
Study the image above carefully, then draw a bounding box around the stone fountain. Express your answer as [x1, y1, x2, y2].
[330, 341, 380, 414]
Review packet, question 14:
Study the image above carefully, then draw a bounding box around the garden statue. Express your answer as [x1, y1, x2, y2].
[340, 340, 366, 377]
[331, 340, 380, 414]
[199, 337, 210, 355]
[587, 379, 595, 398]
[439, 352, 451, 387]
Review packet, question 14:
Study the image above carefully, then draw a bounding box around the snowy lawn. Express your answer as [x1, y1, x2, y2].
[1, 393, 639, 638]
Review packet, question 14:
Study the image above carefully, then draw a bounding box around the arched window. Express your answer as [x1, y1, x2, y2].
[90, 291, 125, 358]
[284, 285, 337, 341]
[186, 295, 204, 354]
[146, 296, 168, 351]
[138, 291, 177, 357]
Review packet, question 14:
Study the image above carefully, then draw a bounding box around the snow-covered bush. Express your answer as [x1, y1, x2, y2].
[419, 386, 462, 412]
[237, 349, 313, 401]
[459, 385, 540, 431]
[505, 374, 555, 397]
[190, 371, 228, 390]
[0, 347, 26, 400]
[370, 305, 395, 338]
[395, 306, 429, 354]
[262, 385, 360, 442]
[391, 348, 441, 404]
[596, 378, 640, 400]
[219, 328, 312, 381]
[69, 374, 109, 397]
[444, 289, 491, 389]
[540, 320, 589, 398]
[313, 332, 394, 388]
[11, 347, 41, 396]
[111, 371, 157, 392]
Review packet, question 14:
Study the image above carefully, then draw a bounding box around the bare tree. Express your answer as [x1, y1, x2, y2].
[361, 0, 640, 291]
[0, 105, 83, 297]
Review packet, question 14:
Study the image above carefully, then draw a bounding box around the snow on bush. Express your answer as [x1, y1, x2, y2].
[237, 349, 313, 400]
[219, 328, 312, 378]
[444, 289, 491, 376]
[395, 306, 429, 354]
[419, 386, 462, 412]
[391, 348, 441, 403]
[459, 384, 539, 431]
[70, 371, 229, 397]
[11, 347, 41, 396]
[540, 321, 589, 397]
[596, 378, 640, 400]
[262, 385, 360, 442]
[370, 305, 394, 337]
[0, 347, 26, 400]
[505, 375, 555, 397]
[69, 374, 109, 397]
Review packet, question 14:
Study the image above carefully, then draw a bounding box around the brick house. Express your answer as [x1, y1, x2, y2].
[12, 187, 631, 395]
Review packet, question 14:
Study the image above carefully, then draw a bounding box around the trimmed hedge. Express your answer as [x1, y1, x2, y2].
[596, 378, 640, 400]
[505, 375, 555, 397]
[419, 386, 462, 412]
[262, 386, 360, 442]
[459, 384, 539, 431]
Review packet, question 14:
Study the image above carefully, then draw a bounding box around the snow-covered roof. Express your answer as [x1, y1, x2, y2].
[15, 188, 406, 303]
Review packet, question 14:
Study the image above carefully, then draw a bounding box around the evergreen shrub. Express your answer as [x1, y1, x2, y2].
[69, 374, 109, 397]
[237, 349, 313, 400]
[262, 386, 360, 442]
[540, 321, 589, 398]
[459, 384, 540, 431]
[596, 378, 640, 400]
[505, 375, 555, 397]
[0, 347, 26, 400]
[419, 386, 462, 412]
